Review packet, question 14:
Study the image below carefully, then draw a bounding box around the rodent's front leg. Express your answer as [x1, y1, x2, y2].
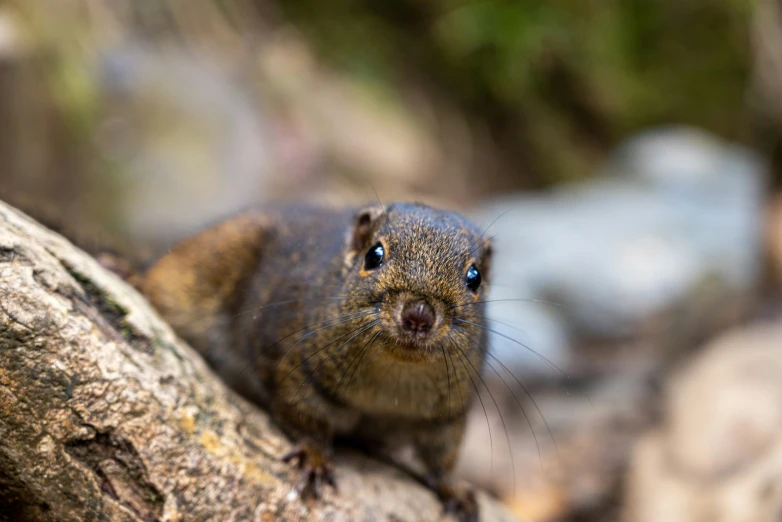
[273, 395, 337, 499]
[415, 419, 479, 522]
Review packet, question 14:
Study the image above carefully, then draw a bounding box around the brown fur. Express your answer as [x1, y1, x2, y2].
[141, 203, 493, 521]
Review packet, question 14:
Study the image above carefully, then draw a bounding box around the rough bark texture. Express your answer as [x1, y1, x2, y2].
[0, 200, 519, 522]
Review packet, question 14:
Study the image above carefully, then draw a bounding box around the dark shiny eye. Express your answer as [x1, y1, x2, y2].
[364, 242, 385, 270]
[465, 264, 481, 292]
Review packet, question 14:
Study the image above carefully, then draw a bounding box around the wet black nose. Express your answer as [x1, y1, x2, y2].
[401, 301, 435, 335]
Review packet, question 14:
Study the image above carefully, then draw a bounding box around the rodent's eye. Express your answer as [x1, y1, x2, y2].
[465, 264, 481, 292]
[364, 242, 385, 270]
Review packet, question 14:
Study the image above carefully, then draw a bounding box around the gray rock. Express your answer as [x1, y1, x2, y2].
[474, 127, 767, 375]
[98, 44, 274, 244]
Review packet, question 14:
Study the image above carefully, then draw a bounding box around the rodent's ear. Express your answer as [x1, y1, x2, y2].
[351, 206, 384, 252]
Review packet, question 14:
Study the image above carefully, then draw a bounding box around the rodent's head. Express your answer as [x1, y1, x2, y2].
[342, 203, 492, 363]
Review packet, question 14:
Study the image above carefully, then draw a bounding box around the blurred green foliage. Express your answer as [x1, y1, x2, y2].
[277, 0, 753, 185]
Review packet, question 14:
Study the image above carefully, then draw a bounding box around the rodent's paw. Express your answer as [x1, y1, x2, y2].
[442, 489, 478, 522]
[427, 477, 479, 522]
[282, 443, 337, 500]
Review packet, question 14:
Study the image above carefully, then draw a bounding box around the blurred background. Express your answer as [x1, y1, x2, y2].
[2, 1, 782, 521]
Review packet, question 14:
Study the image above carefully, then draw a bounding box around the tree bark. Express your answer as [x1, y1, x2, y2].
[0, 199, 519, 522]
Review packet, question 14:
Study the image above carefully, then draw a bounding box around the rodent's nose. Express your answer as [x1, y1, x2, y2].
[401, 301, 435, 335]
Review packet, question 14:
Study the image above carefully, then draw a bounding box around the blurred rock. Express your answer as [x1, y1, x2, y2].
[474, 127, 767, 376]
[256, 30, 447, 200]
[99, 44, 277, 245]
[624, 321, 782, 522]
[95, 33, 463, 249]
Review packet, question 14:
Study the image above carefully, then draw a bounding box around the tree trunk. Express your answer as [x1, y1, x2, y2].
[0, 199, 519, 522]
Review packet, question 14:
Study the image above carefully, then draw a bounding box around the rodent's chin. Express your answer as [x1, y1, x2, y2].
[378, 337, 441, 364]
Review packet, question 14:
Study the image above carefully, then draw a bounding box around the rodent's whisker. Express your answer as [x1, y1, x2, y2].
[360, 332, 392, 370]
[453, 318, 568, 378]
[234, 295, 368, 318]
[174, 296, 373, 329]
[280, 317, 380, 383]
[444, 347, 466, 421]
[211, 310, 378, 406]
[484, 315, 599, 407]
[469, 208, 511, 255]
[334, 330, 383, 402]
[440, 344, 452, 420]
[290, 320, 381, 402]
[470, 315, 598, 415]
[450, 297, 566, 310]
[394, 358, 403, 409]
[342, 330, 381, 399]
[447, 335, 515, 494]
[451, 329, 545, 469]
[370, 185, 389, 231]
[452, 326, 561, 461]
[445, 334, 494, 474]
[273, 310, 379, 373]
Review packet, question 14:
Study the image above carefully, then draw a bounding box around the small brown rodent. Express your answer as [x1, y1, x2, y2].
[141, 202, 493, 521]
